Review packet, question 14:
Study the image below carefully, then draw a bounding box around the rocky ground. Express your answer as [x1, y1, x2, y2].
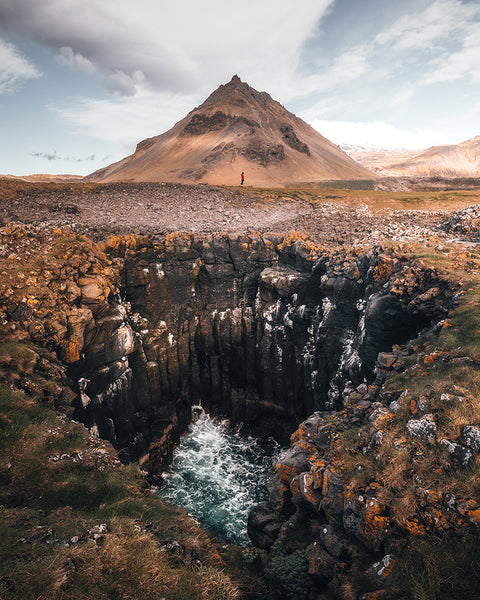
[1, 179, 480, 247]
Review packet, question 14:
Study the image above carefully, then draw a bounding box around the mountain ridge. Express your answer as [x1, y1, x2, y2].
[348, 135, 480, 177]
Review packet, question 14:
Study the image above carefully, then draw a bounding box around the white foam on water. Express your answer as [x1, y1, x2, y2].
[159, 408, 279, 545]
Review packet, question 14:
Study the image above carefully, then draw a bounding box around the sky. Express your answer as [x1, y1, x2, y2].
[1, 0, 480, 176]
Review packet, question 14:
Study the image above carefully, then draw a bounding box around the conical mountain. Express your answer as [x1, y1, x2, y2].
[88, 75, 372, 186]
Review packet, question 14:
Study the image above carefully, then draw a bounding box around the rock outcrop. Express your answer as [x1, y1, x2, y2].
[0, 225, 448, 471]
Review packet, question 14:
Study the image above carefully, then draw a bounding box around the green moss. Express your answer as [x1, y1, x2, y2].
[0, 343, 39, 374]
[0, 384, 51, 446]
[265, 541, 314, 600]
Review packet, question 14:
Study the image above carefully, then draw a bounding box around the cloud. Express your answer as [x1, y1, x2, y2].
[31, 151, 98, 162]
[422, 27, 480, 84]
[374, 0, 480, 51]
[0, 0, 335, 97]
[57, 46, 96, 74]
[50, 86, 196, 148]
[311, 119, 455, 150]
[299, 44, 372, 96]
[293, 0, 480, 107]
[103, 70, 145, 96]
[0, 38, 41, 93]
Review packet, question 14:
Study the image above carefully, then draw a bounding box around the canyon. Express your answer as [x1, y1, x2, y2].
[1, 180, 480, 599]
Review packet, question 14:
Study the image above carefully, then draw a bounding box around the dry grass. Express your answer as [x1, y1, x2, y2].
[235, 184, 480, 214]
[338, 242, 480, 523]
[395, 535, 480, 600]
[0, 379, 250, 600]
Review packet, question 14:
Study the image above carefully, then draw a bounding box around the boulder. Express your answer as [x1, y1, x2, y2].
[462, 425, 480, 452]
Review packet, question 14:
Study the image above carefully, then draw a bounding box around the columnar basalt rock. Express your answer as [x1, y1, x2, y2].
[49, 231, 447, 478]
[0, 225, 448, 478]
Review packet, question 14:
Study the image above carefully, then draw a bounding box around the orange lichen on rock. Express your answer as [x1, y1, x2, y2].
[423, 489, 442, 504]
[466, 507, 480, 527]
[423, 349, 446, 364]
[274, 457, 307, 486]
[361, 499, 390, 545]
[277, 231, 307, 251]
[404, 516, 427, 536]
[361, 591, 388, 600]
[423, 507, 449, 531]
[305, 542, 336, 580]
[371, 256, 395, 286]
[300, 471, 321, 508]
[101, 235, 126, 255]
[61, 338, 82, 364]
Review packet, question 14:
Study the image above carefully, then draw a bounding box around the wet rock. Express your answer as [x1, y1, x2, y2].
[247, 503, 283, 549]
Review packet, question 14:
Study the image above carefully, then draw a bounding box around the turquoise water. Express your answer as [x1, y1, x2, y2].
[159, 407, 279, 545]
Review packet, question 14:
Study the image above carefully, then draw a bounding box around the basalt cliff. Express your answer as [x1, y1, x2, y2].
[1, 180, 480, 599]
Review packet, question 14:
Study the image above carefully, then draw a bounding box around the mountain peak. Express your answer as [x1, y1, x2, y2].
[88, 78, 371, 186]
[201, 75, 270, 112]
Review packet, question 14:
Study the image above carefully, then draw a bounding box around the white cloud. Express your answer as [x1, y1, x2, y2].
[57, 46, 96, 74]
[423, 28, 480, 84]
[311, 119, 455, 150]
[374, 0, 480, 51]
[0, 38, 41, 93]
[50, 86, 195, 149]
[0, 0, 335, 97]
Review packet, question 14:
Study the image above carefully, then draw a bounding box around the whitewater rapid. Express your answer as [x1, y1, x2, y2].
[159, 407, 279, 545]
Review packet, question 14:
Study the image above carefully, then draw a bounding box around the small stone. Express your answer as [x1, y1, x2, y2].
[462, 425, 480, 452]
[406, 414, 437, 443]
[441, 439, 473, 466]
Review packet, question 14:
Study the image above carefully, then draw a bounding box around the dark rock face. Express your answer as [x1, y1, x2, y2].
[181, 111, 230, 135]
[0, 225, 454, 597]
[69, 233, 447, 481]
[243, 141, 286, 166]
[280, 123, 310, 155]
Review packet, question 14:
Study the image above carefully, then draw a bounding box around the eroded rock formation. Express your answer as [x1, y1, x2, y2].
[48, 231, 446, 482]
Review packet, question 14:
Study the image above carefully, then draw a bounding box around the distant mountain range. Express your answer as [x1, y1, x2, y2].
[346, 136, 480, 178]
[88, 75, 371, 186]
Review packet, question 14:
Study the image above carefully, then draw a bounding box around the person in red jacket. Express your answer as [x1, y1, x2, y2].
[240, 172, 245, 186]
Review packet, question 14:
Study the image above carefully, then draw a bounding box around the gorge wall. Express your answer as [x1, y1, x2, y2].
[66, 231, 447, 479]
